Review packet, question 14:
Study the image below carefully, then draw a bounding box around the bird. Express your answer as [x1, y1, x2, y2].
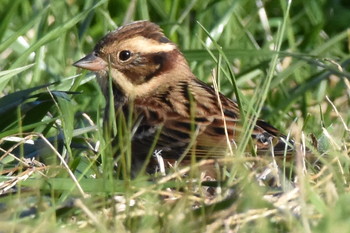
[73, 20, 294, 176]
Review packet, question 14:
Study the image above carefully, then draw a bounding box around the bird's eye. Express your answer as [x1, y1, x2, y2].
[119, 50, 132, 61]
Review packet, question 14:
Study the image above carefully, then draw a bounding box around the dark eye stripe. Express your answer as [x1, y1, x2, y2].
[143, 52, 169, 82]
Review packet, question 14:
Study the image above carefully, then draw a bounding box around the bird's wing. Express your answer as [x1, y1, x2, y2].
[133, 79, 294, 160]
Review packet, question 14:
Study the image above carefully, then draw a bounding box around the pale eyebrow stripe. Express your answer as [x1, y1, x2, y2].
[116, 36, 177, 54]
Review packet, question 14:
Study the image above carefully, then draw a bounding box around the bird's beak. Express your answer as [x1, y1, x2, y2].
[73, 53, 108, 71]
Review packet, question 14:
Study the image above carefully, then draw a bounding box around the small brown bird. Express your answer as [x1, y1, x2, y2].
[74, 21, 293, 175]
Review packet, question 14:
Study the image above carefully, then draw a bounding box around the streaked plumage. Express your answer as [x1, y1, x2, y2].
[74, 21, 294, 174]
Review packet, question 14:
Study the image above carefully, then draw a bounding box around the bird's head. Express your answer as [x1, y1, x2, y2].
[74, 21, 191, 98]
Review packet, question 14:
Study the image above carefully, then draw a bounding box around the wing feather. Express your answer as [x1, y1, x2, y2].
[132, 78, 294, 162]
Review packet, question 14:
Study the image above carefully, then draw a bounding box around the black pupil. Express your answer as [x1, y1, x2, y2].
[119, 50, 131, 61]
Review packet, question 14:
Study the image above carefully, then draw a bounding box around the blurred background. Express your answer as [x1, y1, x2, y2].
[0, 0, 349, 232]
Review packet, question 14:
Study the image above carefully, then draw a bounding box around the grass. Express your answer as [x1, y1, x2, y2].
[1, 0, 350, 232]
